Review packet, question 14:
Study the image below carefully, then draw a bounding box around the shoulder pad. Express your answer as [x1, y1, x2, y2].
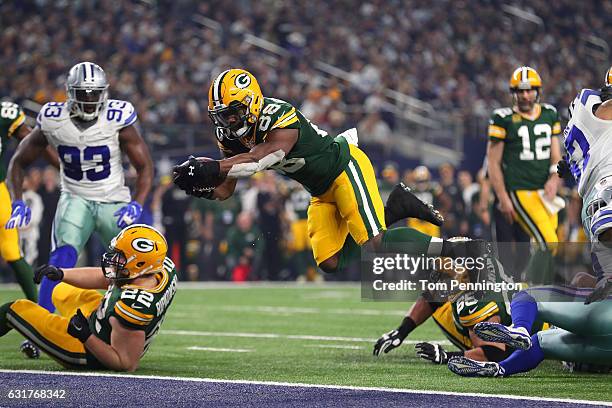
[540, 103, 557, 112]
[36, 102, 68, 129]
[113, 288, 156, 328]
[578, 89, 601, 106]
[262, 99, 299, 131]
[492, 107, 513, 118]
[105, 100, 137, 129]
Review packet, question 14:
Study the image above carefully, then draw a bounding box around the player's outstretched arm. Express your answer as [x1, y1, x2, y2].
[218, 128, 298, 177]
[7, 127, 49, 200]
[81, 316, 145, 372]
[34, 265, 110, 289]
[119, 125, 154, 206]
[213, 177, 238, 200]
[487, 140, 515, 224]
[374, 295, 437, 356]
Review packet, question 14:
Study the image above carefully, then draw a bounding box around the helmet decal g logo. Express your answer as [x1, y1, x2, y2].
[132, 238, 155, 253]
[235, 73, 251, 89]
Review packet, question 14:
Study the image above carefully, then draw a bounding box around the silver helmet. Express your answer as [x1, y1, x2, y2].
[66, 62, 109, 121]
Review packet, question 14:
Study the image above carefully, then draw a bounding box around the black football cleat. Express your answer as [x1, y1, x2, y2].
[20, 339, 40, 359]
[384, 183, 444, 226]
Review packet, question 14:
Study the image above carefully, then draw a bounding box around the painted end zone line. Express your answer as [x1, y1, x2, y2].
[161, 329, 452, 346]
[0, 369, 608, 406]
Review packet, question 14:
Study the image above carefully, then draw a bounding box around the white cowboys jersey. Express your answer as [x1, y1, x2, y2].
[564, 89, 612, 197]
[37, 99, 137, 203]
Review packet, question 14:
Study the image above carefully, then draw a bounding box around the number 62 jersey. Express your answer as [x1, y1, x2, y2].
[564, 89, 612, 197]
[37, 99, 137, 203]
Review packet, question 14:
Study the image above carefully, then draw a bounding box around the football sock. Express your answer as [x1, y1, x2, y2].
[332, 235, 361, 273]
[8, 259, 37, 302]
[381, 227, 441, 255]
[38, 277, 60, 312]
[0, 302, 14, 337]
[510, 290, 538, 331]
[499, 334, 544, 375]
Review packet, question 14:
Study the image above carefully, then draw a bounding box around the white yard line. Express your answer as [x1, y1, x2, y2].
[206, 305, 406, 316]
[161, 329, 451, 346]
[187, 346, 254, 353]
[0, 369, 608, 406]
[305, 344, 365, 350]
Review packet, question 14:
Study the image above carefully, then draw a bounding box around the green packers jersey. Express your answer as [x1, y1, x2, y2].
[488, 103, 561, 191]
[0, 101, 26, 182]
[217, 97, 350, 196]
[88, 257, 178, 355]
[451, 255, 545, 337]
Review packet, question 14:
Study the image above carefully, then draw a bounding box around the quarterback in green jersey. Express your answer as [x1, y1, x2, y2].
[487, 67, 562, 283]
[173, 68, 482, 277]
[0, 224, 177, 371]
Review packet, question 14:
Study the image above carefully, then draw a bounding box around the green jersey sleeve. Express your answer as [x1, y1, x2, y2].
[488, 108, 513, 142]
[541, 103, 562, 135]
[112, 289, 157, 331]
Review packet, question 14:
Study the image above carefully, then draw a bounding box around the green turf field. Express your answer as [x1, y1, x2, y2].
[0, 284, 610, 402]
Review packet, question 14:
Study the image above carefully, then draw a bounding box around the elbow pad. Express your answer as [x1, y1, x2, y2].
[227, 150, 285, 178]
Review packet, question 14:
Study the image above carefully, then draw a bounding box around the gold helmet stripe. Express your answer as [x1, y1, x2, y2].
[606, 66, 612, 87]
[212, 69, 231, 108]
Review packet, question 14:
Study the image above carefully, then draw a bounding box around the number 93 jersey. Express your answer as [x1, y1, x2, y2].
[564, 89, 612, 197]
[217, 97, 350, 196]
[37, 99, 137, 202]
[488, 103, 561, 191]
[89, 257, 178, 356]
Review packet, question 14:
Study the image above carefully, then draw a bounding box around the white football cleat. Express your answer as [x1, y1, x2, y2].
[474, 322, 532, 350]
[447, 356, 505, 377]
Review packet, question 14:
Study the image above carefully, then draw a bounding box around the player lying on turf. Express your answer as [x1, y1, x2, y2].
[373, 246, 546, 364]
[448, 67, 612, 377]
[0, 224, 177, 372]
[172, 68, 486, 277]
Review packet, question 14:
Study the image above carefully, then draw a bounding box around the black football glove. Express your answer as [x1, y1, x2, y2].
[33, 264, 64, 284]
[415, 342, 462, 364]
[557, 156, 574, 183]
[172, 156, 221, 191]
[373, 329, 405, 356]
[67, 309, 92, 343]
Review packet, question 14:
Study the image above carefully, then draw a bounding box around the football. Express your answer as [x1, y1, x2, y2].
[196, 156, 226, 188]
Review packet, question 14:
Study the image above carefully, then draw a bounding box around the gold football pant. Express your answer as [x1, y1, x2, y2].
[431, 302, 472, 351]
[289, 219, 311, 252]
[308, 145, 386, 265]
[509, 190, 558, 249]
[0, 181, 22, 261]
[6, 283, 102, 368]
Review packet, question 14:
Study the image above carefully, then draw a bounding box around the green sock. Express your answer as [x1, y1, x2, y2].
[330, 235, 362, 273]
[381, 227, 439, 255]
[8, 258, 38, 302]
[0, 302, 14, 337]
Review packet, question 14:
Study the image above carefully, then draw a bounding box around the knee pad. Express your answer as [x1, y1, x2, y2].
[49, 245, 78, 269]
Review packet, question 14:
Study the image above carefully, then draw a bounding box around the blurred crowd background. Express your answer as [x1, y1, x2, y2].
[0, 0, 607, 282]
